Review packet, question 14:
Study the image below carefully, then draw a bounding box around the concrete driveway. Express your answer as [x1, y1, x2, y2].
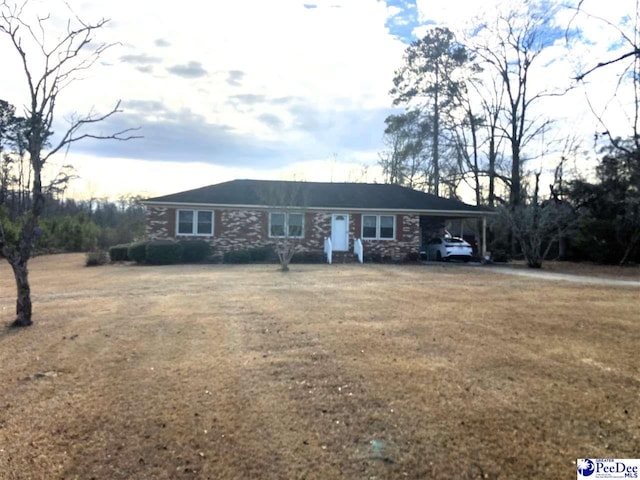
[486, 266, 640, 287]
[423, 261, 640, 287]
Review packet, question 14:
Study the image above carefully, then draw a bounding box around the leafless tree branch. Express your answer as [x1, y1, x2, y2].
[44, 100, 142, 162]
[575, 49, 640, 81]
[0, 0, 139, 327]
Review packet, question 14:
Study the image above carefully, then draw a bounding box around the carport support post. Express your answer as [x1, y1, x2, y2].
[482, 216, 487, 259]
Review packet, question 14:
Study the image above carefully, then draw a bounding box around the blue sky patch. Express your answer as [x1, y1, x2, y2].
[384, 0, 419, 43]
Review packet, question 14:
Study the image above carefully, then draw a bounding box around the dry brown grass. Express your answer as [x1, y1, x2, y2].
[0, 254, 638, 480]
[507, 259, 640, 279]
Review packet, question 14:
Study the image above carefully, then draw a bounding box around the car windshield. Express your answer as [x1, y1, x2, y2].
[444, 237, 465, 243]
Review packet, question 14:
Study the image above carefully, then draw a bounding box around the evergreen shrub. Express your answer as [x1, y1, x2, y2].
[145, 241, 183, 265]
[109, 244, 130, 262]
[179, 240, 212, 263]
[223, 250, 253, 264]
[127, 242, 149, 264]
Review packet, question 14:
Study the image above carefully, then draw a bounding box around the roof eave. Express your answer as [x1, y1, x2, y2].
[141, 200, 495, 216]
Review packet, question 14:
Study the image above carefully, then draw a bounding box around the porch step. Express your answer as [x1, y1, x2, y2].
[330, 251, 359, 264]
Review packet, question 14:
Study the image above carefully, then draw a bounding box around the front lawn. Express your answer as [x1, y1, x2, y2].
[0, 254, 637, 479]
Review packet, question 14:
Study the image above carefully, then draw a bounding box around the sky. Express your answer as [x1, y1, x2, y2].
[0, 0, 636, 200]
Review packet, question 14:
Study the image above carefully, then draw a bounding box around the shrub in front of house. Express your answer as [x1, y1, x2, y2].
[248, 245, 277, 262]
[145, 241, 184, 265]
[363, 253, 394, 263]
[109, 244, 130, 262]
[404, 252, 421, 263]
[85, 250, 108, 267]
[223, 249, 253, 264]
[489, 249, 509, 263]
[290, 251, 325, 264]
[127, 242, 149, 264]
[178, 240, 212, 263]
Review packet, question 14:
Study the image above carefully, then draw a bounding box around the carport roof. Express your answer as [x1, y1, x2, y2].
[144, 179, 493, 215]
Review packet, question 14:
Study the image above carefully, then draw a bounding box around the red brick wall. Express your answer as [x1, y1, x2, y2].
[145, 206, 420, 260]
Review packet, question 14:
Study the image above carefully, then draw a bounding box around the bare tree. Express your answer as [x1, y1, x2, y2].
[257, 181, 308, 272]
[471, 1, 570, 207]
[509, 177, 545, 268]
[472, 74, 509, 207]
[571, 0, 640, 83]
[565, 2, 640, 265]
[450, 82, 484, 206]
[571, 0, 640, 156]
[0, 1, 138, 327]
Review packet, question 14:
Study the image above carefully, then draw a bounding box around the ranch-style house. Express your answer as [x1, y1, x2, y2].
[142, 179, 493, 261]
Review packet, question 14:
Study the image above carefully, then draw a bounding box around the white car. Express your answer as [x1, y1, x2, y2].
[422, 236, 473, 261]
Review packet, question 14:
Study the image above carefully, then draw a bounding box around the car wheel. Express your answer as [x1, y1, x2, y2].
[436, 251, 442, 261]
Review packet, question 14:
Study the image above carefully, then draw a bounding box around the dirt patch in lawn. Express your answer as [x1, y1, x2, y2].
[0, 254, 638, 479]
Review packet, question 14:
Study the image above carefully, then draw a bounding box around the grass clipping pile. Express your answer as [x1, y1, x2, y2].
[0, 254, 638, 479]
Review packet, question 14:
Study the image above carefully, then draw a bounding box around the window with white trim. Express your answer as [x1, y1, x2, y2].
[361, 214, 395, 240]
[177, 210, 214, 236]
[269, 212, 304, 238]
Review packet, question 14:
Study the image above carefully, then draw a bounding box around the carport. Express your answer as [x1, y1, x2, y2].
[418, 208, 494, 259]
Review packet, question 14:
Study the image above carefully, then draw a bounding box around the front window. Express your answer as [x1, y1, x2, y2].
[178, 210, 194, 235]
[380, 215, 394, 239]
[197, 211, 213, 235]
[288, 213, 303, 237]
[362, 215, 377, 239]
[269, 212, 304, 238]
[270, 213, 286, 237]
[362, 214, 395, 240]
[177, 210, 214, 236]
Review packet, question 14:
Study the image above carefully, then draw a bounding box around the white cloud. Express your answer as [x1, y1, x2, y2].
[63, 155, 259, 200]
[2, 0, 638, 201]
[72, 0, 406, 123]
[415, 0, 501, 30]
[0, 0, 405, 199]
[413, 0, 638, 175]
[62, 152, 384, 200]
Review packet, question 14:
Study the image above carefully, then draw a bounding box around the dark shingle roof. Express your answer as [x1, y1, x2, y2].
[144, 179, 492, 214]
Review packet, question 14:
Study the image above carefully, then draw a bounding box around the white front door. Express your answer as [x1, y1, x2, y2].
[331, 214, 349, 251]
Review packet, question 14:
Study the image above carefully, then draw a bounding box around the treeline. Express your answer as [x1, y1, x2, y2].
[1, 98, 145, 255]
[567, 143, 640, 265]
[1, 196, 146, 254]
[381, 2, 640, 266]
[483, 140, 640, 266]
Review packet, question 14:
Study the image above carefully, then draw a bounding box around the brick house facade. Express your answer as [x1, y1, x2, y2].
[143, 180, 490, 261]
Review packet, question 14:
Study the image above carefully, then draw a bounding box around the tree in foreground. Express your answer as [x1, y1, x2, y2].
[0, 1, 137, 327]
[503, 173, 576, 268]
[257, 182, 308, 272]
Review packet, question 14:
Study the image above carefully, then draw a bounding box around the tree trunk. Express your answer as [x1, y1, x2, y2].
[277, 239, 296, 272]
[432, 67, 440, 197]
[488, 135, 496, 207]
[510, 117, 521, 207]
[470, 112, 481, 206]
[11, 260, 32, 327]
[558, 230, 567, 260]
[619, 227, 640, 266]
